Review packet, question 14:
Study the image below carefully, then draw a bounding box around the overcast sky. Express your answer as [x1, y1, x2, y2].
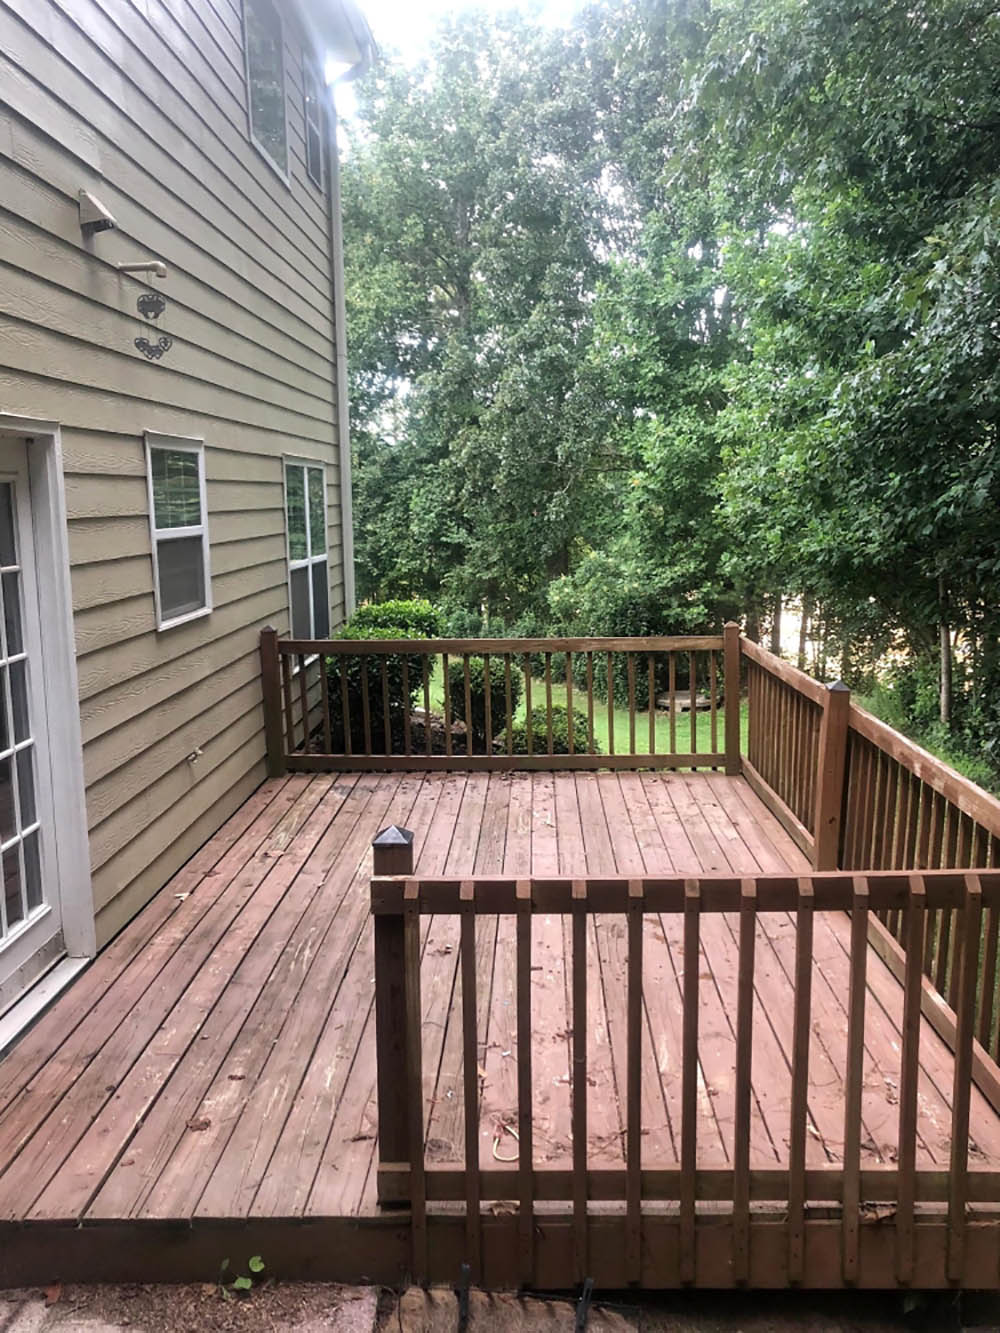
[360, 0, 585, 63]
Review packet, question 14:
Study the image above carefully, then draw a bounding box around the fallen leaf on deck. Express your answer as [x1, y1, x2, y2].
[44, 1285, 61, 1307]
[186, 1116, 212, 1132]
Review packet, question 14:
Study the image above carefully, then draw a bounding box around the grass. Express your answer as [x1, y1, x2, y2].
[855, 687, 998, 794]
[428, 662, 748, 763]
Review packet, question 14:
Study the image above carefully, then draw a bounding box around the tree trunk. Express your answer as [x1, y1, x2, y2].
[797, 595, 812, 672]
[745, 602, 761, 644]
[770, 594, 782, 655]
[939, 576, 952, 728]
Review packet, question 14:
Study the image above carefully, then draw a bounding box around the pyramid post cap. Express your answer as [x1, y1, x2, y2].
[828, 679, 850, 693]
[373, 825, 414, 848]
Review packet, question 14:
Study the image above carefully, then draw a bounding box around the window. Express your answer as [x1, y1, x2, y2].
[145, 435, 211, 630]
[303, 63, 324, 189]
[243, 0, 288, 177]
[284, 462, 329, 638]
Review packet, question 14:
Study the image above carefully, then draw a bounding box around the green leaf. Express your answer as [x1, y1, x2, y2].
[248, 1256, 265, 1274]
[232, 1276, 253, 1292]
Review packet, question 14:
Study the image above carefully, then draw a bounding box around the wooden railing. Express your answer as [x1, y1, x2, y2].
[371, 830, 1000, 1288]
[260, 626, 741, 774]
[738, 636, 1000, 1114]
[740, 636, 849, 870]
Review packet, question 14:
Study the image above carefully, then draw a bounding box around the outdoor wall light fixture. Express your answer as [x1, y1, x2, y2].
[117, 261, 168, 280]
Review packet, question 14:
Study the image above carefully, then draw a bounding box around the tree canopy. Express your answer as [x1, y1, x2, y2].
[341, 0, 1000, 772]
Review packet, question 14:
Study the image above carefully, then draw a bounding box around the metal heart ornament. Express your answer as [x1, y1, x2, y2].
[136, 292, 166, 321]
[135, 335, 173, 360]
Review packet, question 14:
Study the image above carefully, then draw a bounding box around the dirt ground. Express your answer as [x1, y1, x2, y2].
[3, 1284, 999, 1332]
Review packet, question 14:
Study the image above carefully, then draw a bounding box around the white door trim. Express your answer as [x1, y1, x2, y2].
[0, 415, 94, 964]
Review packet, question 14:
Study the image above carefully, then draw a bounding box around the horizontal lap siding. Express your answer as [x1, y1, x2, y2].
[0, 0, 347, 945]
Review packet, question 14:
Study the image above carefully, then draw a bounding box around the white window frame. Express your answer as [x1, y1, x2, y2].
[303, 61, 324, 191]
[242, 0, 291, 185]
[283, 458, 330, 641]
[145, 434, 212, 632]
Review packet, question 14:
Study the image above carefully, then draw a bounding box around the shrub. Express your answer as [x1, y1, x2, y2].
[500, 705, 597, 756]
[347, 598, 443, 638]
[325, 600, 441, 754]
[446, 655, 523, 748]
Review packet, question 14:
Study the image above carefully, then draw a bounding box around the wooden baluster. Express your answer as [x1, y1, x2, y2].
[709, 651, 718, 763]
[925, 793, 946, 979]
[586, 653, 595, 755]
[566, 651, 574, 756]
[281, 651, 294, 755]
[516, 879, 534, 1287]
[524, 655, 533, 757]
[320, 653, 333, 755]
[947, 874, 983, 1283]
[422, 656, 432, 758]
[260, 627, 286, 776]
[402, 658, 412, 757]
[668, 652, 677, 757]
[505, 655, 514, 757]
[626, 879, 644, 1285]
[732, 879, 756, 1285]
[340, 660, 352, 757]
[978, 904, 999, 1054]
[627, 654, 637, 757]
[606, 652, 615, 756]
[788, 878, 814, 1284]
[688, 651, 697, 768]
[571, 879, 588, 1283]
[298, 654, 310, 752]
[463, 653, 473, 758]
[483, 653, 492, 759]
[404, 880, 426, 1283]
[545, 652, 554, 757]
[360, 656, 373, 756]
[648, 655, 656, 758]
[842, 876, 869, 1285]
[896, 873, 926, 1285]
[442, 652, 453, 758]
[680, 878, 700, 1285]
[380, 658, 392, 755]
[460, 880, 481, 1280]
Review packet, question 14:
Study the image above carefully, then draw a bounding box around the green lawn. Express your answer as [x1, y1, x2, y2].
[428, 663, 748, 763]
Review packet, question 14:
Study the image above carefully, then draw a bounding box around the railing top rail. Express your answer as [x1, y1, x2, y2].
[370, 869, 998, 916]
[739, 635, 829, 707]
[849, 701, 1000, 842]
[277, 634, 726, 656]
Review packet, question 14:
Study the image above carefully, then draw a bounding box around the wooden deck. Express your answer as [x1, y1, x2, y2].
[1, 770, 999, 1287]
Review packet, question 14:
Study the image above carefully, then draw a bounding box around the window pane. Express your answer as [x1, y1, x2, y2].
[308, 468, 326, 555]
[311, 560, 329, 638]
[286, 466, 307, 560]
[304, 69, 323, 185]
[0, 757, 15, 845]
[151, 448, 201, 529]
[0, 671, 10, 756]
[290, 566, 311, 638]
[3, 572, 22, 658]
[0, 485, 15, 568]
[23, 830, 41, 911]
[16, 747, 34, 830]
[3, 843, 23, 928]
[245, 0, 288, 173]
[9, 660, 28, 745]
[157, 535, 206, 621]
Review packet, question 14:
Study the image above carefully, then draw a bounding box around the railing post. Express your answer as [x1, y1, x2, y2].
[372, 825, 415, 1203]
[813, 681, 850, 870]
[724, 622, 742, 776]
[260, 625, 285, 777]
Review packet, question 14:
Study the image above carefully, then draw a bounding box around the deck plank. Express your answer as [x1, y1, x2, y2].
[0, 767, 996, 1255]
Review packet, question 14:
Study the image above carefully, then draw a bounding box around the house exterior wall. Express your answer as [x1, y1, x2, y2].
[0, 0, 351, 945]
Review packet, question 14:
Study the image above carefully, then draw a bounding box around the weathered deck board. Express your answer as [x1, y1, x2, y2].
[0, 769, 998, 1262]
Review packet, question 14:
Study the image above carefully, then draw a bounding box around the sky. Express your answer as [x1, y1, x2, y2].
[359, 0, 585, 64]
